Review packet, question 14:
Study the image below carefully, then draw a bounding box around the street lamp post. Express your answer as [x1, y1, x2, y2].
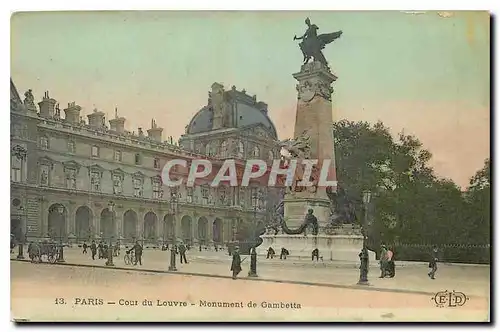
[16, 206, 26, 260]
[56, 205, 66, 262]
[168, 193, 178, 272]
[106, 201, 115, 267]
[248, 192, 259, 278]
[358, 190, 372, 285]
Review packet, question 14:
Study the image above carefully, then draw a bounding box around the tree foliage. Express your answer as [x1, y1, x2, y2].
[332, 120, 490, 263]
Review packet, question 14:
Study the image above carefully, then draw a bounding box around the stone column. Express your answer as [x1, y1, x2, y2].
[174, 214, 182, 239]
[207, 216, 215, 245]
[90, 209, 99, 240]
[137, 210, 145, 241]
[114, 208, 123, 239]
[224, 219, 232, 244]
[191, 215, 198, 245]
[40, 198, 49, 238]
[67, 202, 76, 235]
[155, 214, 162, 240]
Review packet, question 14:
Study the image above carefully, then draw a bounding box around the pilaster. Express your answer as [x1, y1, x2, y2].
[67, 201, 76, 235]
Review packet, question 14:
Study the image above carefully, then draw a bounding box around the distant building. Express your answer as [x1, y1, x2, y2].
[10, 79, 281, 246]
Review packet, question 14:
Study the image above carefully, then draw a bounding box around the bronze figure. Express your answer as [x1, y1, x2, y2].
[294, 18, 343, 67]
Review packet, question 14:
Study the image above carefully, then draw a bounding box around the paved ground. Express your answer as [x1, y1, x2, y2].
[10, 262, 489, 322]
[11, 247, 490, 297]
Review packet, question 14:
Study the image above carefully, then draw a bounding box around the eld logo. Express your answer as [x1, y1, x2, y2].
[432, 290, 469, 308]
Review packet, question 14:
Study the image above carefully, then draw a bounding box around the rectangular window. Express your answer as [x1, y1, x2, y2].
[40, 165, 50, 186]
[91, 145, 99, 157]
[114, 150, 122, 162]
[135, 153, 141, 165]
[201, 186, 209, 205]
[113, 174, 122, 194]
[68, 141, 76, 154]
[152, 178, 162, 199]
[65, 169, 77, 189]
[219, 188, 228, 206]
[251, 188, 259, 208]
[153, 158, 160, 169]
[187, 187, 193, 203]
[11, 156, 22, 183]
[90, 171, 101, 191]
[40, 137, 49, 149]
[239, 187, 245, 208]
[12, 124, 21, 138]
[133, 178, 143, 197]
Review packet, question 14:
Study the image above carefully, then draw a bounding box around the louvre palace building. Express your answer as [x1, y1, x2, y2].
[10, 79, 282, 246]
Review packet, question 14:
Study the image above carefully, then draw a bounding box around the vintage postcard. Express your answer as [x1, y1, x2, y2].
[10, 11, 490, 322]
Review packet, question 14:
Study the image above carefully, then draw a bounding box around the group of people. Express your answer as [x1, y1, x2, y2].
[82, 240, 144, 265]
[265, 247, 291, 260]
[378, 244, 396, 278]
[82, 241, 118, 260]
[378, 244, 440, 279]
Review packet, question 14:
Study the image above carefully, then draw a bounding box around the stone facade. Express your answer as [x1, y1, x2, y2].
[10, 79, 280, 246]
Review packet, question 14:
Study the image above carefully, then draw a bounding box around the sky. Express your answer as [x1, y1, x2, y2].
[10, 11, 490, 188]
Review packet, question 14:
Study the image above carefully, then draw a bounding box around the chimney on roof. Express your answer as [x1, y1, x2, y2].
[147, 118, 163, 142]
[109, 107, 126, 133]
[87, 108, 106, 129]
[38, 91, 57, 118]
[63, 102, 82, 124]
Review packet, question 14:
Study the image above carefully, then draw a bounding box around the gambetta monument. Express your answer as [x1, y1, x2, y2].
[258, 18, 375, 262]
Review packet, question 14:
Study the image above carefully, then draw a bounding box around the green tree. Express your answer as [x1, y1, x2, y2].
[333, 120, 489, 263]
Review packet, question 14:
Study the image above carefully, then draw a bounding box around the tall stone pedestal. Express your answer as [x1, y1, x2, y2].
[270, 61, 376, 263]
[282, 61, 338, 230]
[257, 225, 376, 262]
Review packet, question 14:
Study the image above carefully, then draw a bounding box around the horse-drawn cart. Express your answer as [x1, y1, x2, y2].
[28, 241, 61, 264]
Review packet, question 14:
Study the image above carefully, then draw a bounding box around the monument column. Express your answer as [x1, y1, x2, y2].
[284, 61, 338, 229]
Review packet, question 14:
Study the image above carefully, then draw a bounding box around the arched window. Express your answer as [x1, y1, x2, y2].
[205, 142, 211, 156]
[253, 146, 260, 158]
[237, 141, 244, 159]
[220, 140, 228, 158]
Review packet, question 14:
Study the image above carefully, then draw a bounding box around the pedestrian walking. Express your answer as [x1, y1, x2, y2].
[386, 247, 395, 278]
[379, 244, 388, 278]
[90, 240, 97, 260]
[82, 242, 88, 254]
[231, 246, 242, 279]
[178, 242, 188, 264]
[97, 241, 104, 259]
[130, 241, 143, 266]
[428, 246, 439, 279]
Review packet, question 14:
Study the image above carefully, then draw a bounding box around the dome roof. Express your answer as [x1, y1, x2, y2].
[185, 85, 278, 139]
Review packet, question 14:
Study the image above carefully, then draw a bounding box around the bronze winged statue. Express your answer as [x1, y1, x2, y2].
[294, 18, 343, 67]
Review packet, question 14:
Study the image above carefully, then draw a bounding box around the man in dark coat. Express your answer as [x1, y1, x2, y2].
[178, 242, 188, 264]
[305, 208, 319, 235]
[231, 246, 242, 279]
[312, 248, 320, 261]
[428, 246, 439, 279]
[129, 241, 143, 266]
[266, 247, 275, 259]
[97, 241, 104, 259]
[82, 241, 88, 254]
[90, 240, 97, 260]
[280, 247, 289, 260]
